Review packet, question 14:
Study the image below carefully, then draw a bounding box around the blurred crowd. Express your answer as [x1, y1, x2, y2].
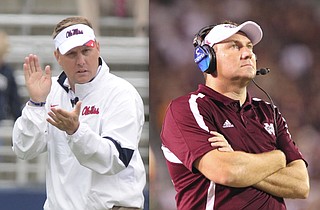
[149, 0, 320, 209]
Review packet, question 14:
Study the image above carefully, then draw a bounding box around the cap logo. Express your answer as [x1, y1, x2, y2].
[66, 28, 84, 38]
[224, 24, 236, 29]
[204, 40, 212, 46]
[84, 40, 95, 47]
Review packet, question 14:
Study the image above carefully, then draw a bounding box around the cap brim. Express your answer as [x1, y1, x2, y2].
[58, 36, 94, 55]
[204, 21, 263, 46]
[54, 24, 96, 55]
[237, 21, 263, 46]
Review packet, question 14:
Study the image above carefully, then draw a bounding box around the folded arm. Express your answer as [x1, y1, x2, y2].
[194, 148, 286, 188]
[206, 131, 310, 198]
[253, 159, 309, 199]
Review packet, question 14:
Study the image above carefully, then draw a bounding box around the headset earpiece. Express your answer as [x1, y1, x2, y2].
[194, 44, 216, 73]
[193, 25, 217, 74]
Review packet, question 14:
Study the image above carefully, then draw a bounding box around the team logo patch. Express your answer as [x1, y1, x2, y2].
[82, 105, 99, 115]
[194, 47, 207, 63]
[264, 123, 275, 136]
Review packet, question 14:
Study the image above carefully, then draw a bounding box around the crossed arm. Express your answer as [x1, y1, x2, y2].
[253, 159, 309, 199]
[194, 131, 310, 199]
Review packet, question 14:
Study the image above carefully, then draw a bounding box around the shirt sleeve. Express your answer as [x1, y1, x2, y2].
[275, 108, 306, 165]
[12, 103, 48, 160]
[161, 95, 218, 172]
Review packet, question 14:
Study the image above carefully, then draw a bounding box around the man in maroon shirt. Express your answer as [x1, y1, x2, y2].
[160, 20, 310, 210]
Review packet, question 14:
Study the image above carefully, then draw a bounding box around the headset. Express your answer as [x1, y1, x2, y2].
[193, 25, 217, 74]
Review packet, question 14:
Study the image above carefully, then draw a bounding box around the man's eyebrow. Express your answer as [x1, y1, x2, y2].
[220, 39, 253, 45]
[219, 39, 253, 47]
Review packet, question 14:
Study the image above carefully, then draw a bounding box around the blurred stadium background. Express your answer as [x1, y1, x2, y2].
[2, 0, 320, 210]
[0, 0, 148, 209]
[149, 0, 320, 210]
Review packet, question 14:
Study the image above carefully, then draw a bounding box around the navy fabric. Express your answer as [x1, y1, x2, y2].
[0, 63, 22, 121]
[104, 136, 134, 167]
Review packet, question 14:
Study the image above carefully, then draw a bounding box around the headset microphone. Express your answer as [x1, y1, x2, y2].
[256, 68, 270, 75]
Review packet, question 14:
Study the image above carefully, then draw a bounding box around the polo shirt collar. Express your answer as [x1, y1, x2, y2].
[197, 84, 252, 110]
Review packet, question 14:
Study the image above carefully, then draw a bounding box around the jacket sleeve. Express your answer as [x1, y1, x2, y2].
[67, 87, 145, 175]
[12, 104, 48, 160]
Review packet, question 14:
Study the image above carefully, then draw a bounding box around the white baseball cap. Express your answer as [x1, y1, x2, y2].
[203, 21, 263, 47]
[54, 24, 96, 55]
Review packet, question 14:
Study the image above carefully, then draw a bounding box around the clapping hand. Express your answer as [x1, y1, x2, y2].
[47, 101, 82, 135]
[23, 54, 52, 103]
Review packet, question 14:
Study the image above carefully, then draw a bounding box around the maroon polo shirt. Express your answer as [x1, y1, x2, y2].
[161, 84, 305, 210]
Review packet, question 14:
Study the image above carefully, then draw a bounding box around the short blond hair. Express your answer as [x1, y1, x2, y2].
[52, 16, 93, 39]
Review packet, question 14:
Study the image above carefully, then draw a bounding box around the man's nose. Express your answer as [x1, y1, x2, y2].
[241, 47, 254, 59]
[76, 54, 86, 66]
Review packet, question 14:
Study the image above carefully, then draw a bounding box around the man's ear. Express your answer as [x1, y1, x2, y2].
[95, 40, 100, 52]
[54, 50, 60, 64]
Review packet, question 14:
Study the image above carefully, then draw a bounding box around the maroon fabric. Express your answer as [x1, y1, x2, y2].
[161, 84, 305, 210]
